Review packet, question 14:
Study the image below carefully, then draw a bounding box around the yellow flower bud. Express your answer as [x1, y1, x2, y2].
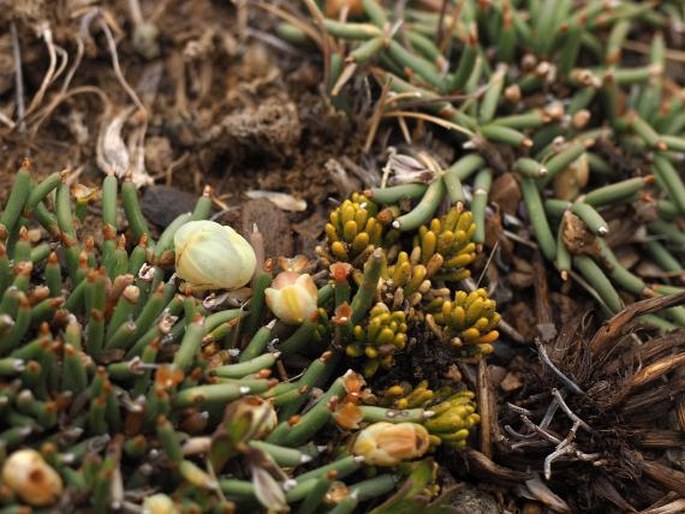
[352, 421, 430, 466]
[174, 220, 256, 291]
[143, 494, 180, 514]
[1, 448, 63, 506]
[265, 271, 318, 324]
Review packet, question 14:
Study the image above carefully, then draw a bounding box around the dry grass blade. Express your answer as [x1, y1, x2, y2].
[462, 449, 532, 483]
[639, 461, 685, 497]
[590, 291, 685, 358]
[525, 476, 572, 514]
[477, 358, 494, 458]
[10, 22, 26, 132]
[365, 77, 394, 154]
[255, 1, 324, 48]
[627, 353, 685, 390]
[639, 498, 685, 514]
[382, 110, 475, 137]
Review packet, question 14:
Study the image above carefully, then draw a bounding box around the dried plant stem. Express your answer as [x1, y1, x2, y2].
[382, 110, 475, 137]
[256, 2, 324, 48]
[535, 339, 585, 395]
[10, 22, 26, 133]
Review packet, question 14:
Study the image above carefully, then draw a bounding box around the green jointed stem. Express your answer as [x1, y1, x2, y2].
[661, 134, 685, 152]
[154, 212, 192, 263]
[480, 124, 531, 147]
[55, 180, 77, 239]
[122, 177, 151, 246]
[366, 184, 428, 204]
[596, 239, 648, 296]
[359, 405, 431, 423]
[541, 142, 585, 182]
[648, 220, 685, 246]
[294, 475, 334, 514]
[323, 20, 381, 40]
[102, 174, 118, 228]
[205, 308, 245, 333]
[172, 314, 206, 372]
[520, 178, 556, 261]
[349, 37, 385, 63]
[582, 176, 649, 206]
[442, 168, 465, 204]
[392, 179, 445, 232]
[573, 256, 623, 314]
[449, 39, 477, 91]
[514, 157, 548, 178]
[239, 320, 276, 363]
[471, 168, 492, 244]
[479, 65, 506, 124]
[570, 202, 609, 236]
[212, 352, 280, 379]
[445, 153, 486, 181]
[653, 154, 685, 214]
[0, 161, 31, 237]
[26, 171, 62, 213]
[492, 111, 545, 129]
[242, 272, 271, 341]
[156, 415, 183, 464]
[407, 30, 444, 66]
[191, 185, 213, 220]
[349, 475, 396, 502]
[642, 240, 683, 275]
[387, 40, 445, 91]
[172, 382, 257, 409]
[248, 440, 312, 467]
[275, 318, 317, 355]
[276, 377, 346, 447]
[362, 0, 388, 27]
[350, 250, 384, 324]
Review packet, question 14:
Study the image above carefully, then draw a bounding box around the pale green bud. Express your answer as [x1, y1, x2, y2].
[174, 220, 256, 291]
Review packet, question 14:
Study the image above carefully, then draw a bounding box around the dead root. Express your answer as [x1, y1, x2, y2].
[491, 293, 685, 513]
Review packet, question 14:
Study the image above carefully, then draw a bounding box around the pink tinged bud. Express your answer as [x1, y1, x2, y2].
[2, 448, 64, 506]
[265, 271, 318, 324]
[174, 220, 256, 291]
[352, 421, 431, 466]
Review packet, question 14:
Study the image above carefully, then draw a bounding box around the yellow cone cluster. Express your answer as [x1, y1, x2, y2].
[378, 382, 480, 447]
[383, 380, 435, 410]
[321, 193, 396, 265]
[423, 391, 481, 448]
[430, 288, 500, 356]
[384, 251, 431, 306]
[413, 207, 478, 282]
[346, 303, 408, 377]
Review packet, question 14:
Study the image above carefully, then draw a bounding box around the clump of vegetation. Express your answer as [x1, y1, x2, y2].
[276, 0, 685, 326]
[269, 0, 685, 512]
[0, 157, 493, 512]
[0, 0, 684, 512]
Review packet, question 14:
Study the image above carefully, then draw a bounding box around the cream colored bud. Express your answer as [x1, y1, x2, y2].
[2, 448, 63, 506]
[352, 421, 431, 466]
[143, 494, 180, 514]
[225, 396, 279, 441]
[174, 220, 256, 291]
[265, 271, 318, 324]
